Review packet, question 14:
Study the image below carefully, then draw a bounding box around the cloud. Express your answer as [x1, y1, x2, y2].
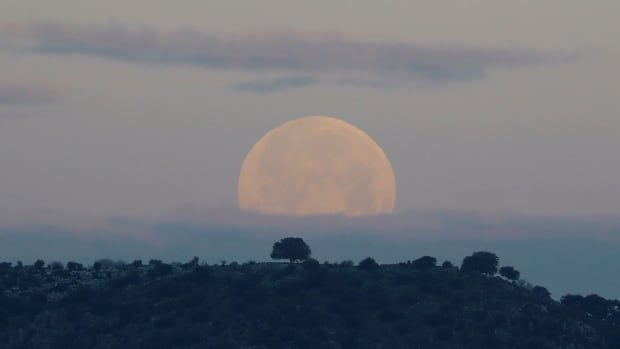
[0, 21, 575, 84]
[0, 83, 57, 105]
[335, 78, 396, 89]
[233, 76, 318, 93]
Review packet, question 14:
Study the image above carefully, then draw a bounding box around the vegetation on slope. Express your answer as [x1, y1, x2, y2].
[0, 239, 618, 349]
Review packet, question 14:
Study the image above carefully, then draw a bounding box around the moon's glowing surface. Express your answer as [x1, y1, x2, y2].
[238, 116, 396, 217]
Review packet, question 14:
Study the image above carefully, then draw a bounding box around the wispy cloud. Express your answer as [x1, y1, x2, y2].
[0, 83, 57, 105]
[233, 76, 317, 93]
[335, 78, 396, 89]
[0, 21, 575, 85]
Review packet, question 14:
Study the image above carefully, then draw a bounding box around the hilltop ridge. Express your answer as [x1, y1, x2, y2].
[0, 251, 619, 349]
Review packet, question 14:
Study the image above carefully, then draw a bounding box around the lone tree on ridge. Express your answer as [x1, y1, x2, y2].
[270, 237, 311, 263]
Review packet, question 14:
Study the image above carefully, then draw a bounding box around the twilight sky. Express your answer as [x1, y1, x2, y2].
[2, 0, 619, 219]
[1, 1, 619, 297]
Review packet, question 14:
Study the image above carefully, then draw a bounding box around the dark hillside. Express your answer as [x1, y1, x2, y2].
[0, 255, 618, 349]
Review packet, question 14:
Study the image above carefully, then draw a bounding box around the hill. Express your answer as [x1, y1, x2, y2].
[0, 253, 619, 349]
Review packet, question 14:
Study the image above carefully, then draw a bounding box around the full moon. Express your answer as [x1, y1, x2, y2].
[238, 116, 396, 217]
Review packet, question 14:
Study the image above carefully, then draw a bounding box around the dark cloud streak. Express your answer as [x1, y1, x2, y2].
[233, 76, 318, 93]
[0, 21, 575, 84]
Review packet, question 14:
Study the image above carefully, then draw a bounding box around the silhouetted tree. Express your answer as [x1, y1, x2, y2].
[33, 260, 45, 269]
[49, 262, 64, 270]
[561, 294, 613, 319]
[340, 260, 354, 267]
[581, 294, 611, 318]
[182, 257, 200, 270]
[461, 251, 499, 275]
[561, 294, 584, 307]
[442, 261, 454, 268]
[95, 258, 120, 269]
[358, 257, 379, 271]
[532, 286, 551, 298]
[499, 266, 520, 280]
[66, 261, 84, 272]
[270, 237, 311, 263]
[412, 256, 437, 270]
[0, 261, 11, 272]
[147, 261, 173, 278]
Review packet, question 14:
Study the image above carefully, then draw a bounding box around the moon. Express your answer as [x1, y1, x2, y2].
[238, 116, 396, 217]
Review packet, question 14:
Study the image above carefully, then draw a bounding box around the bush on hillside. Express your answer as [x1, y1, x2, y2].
[461, 251, 499, 275]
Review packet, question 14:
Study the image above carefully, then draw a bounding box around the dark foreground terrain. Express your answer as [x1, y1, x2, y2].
[0, 254, 619, 349]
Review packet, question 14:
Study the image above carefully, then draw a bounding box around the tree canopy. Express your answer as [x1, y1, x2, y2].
[270, 237, 311, 263]
[461, 251, 499, 275]
[358, 257, 379, 271]
[412, 256, 437, 270]
[499, 266, 520, 280]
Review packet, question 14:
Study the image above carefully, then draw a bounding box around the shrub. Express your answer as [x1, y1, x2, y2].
[339, 260, 354, 267]
[183, 257, 199, 269]
[0, 262, 12, 273]
[92, 262, 102, 271]
[532, 286, 551, 298]
[442, 261, 454, 268]
[147, 262, 174, 279]
[499, 266, 520, 280]
[563, 294, 612, 319]
[412, 256, 437, 270]
[49, 262, 64, 270]
[461, 252, 499, 275]
[561, 294, 584, 307]
[66, 261, 84, 272]
[302, 258, 321, 270]
[96, 258, 121, 269]
[358, 257, 379, 271]
[34, 260, 45, 269]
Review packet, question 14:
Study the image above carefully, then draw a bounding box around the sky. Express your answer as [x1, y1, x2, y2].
[1, 1, 619, 298]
